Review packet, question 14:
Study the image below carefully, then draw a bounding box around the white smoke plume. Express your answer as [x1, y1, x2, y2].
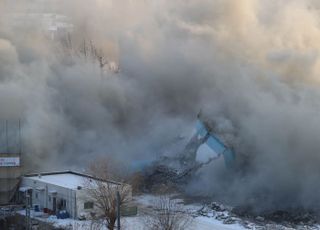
[2, 0, 320, 212]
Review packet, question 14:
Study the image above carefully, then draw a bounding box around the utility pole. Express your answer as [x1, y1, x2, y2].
[117, 191, 121, 230]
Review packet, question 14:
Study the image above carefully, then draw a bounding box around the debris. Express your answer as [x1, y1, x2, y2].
[144, 116, 236, 191]
[223, 217, 237, 224]
[256, 216, 265, 222]
[210, 202, 227, 212]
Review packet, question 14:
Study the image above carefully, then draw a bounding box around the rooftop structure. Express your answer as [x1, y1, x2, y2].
[24, 171, 121, 190]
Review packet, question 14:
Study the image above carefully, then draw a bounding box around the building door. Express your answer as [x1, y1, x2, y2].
[28, 190, 33, 207]
[53, 197, 57, 213]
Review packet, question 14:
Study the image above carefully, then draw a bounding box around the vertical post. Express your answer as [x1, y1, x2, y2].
[5, 120, 8, 153]
[117, 191, 120, 230]
[19, 119, 22, 156]
[26, 193, 31, 230]
[74, 190, 77, 219]
[45, 185, 48, 211]
[83, 39, 87, 59]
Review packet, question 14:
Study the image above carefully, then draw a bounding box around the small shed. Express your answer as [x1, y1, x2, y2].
[19, 171, 132, 219]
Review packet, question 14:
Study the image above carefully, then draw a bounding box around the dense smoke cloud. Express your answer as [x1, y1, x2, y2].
[2, 0, 320, 212]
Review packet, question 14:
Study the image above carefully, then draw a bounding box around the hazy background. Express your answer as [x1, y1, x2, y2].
[2, 0, 320, 212]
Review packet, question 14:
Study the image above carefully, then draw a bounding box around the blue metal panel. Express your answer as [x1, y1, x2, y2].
[196, 119, 208, 138]
[197, 119, 236, 168]
[206, 135, 226, 155]
[222, 149, 236, 167]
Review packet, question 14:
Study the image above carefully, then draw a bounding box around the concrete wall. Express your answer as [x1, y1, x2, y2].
[76, 183, 133, 219]
[75, 189, 100, 219]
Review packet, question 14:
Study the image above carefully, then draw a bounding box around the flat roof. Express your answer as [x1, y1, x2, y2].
[24, 171, 121, 190]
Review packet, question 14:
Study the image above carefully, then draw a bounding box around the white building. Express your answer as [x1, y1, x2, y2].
[19, 171, 132, 219]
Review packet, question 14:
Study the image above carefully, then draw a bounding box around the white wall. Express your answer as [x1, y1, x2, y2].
[76, 189, 99, 219]
[75, 183, 133, 219]
[21, 177, 78, 218]
[21, 177, 133, 219]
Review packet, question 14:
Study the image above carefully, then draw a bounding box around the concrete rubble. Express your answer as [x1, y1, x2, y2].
[193, 201, 320, 230]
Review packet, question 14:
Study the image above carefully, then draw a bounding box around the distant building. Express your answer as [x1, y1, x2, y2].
[0, 153, 21, 205]
[19, 171, 132, 219]
[3, 0, 74, 41]
[5, 13, 74, 40]
[0, 120, 22, 205]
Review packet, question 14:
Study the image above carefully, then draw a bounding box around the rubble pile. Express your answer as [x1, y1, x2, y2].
[142, 116, 320, 229]
[144, 165, 180, 190]
[262, 210, 317, 225]
[233, 206, 319, 226]
[194, 201, 320, 230]
[143, 115, 231, 189]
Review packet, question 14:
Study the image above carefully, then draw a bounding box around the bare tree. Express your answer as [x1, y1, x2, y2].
[129, 172, 145, 195]
[64, 37, 116, 72]
[84, 157, 132, 230]
[89, 218, 105, 230]
[144, 196, 192, 230]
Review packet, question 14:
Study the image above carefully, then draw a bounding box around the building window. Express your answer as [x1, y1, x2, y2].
[84, 201, 94, 209]
[49, 196, 51, 202]
[35, 193, 38, 199]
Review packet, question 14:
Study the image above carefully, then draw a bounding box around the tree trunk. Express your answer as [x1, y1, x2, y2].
[107, 223, 115, 230]
[107, 217, 116, 230]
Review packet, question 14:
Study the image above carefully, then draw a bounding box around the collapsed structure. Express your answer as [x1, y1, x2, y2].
[144, 114, 236, 190]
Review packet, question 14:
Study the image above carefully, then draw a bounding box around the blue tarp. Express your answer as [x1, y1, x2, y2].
[57, 210, 70, 219]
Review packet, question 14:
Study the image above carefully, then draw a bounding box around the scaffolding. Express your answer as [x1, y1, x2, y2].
[0, 120, 22, 205]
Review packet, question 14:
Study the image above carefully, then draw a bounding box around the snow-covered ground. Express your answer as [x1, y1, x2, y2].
[132, 194, 244, 230]
[17, 211, 244, 230]
[17, 194, 320, 229]
[16, 194, 245, 229]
